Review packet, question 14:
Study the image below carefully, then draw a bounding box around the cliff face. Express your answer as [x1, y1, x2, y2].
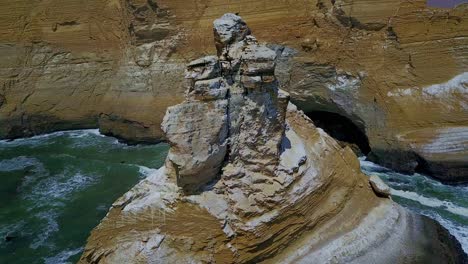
[0, 0, 467, 180]
[0, 0, 184, 142]
[79, 15, 466, 263]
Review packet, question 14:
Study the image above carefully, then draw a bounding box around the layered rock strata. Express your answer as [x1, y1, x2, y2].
[79, 14, 466, 264]
[1, 0, 466, 181]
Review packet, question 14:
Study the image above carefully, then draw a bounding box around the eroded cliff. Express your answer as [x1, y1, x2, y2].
[0, 0, 467, 180]
[79, 14, 466, 264]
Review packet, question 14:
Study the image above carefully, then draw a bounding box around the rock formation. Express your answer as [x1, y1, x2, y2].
[79, 14, 466, 264]
[1, 0, 466, 181]
[369, 175, 391, 198]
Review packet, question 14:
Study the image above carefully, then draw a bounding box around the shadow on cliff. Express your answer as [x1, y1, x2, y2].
[305, 111, 468, 184]
[305, 110, 371, 156]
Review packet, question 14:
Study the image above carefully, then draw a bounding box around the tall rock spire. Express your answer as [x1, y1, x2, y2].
[162, 13, 289, 193]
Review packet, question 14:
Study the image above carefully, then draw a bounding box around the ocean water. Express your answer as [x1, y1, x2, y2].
[360, 157, 468, 253]
[0, 130, 168, 264]
[0, 130, 466, 263]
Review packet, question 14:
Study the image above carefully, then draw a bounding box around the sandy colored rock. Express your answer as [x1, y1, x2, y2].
[79, 14, 466, 264]
[369, 175, 391, 198]
[0, 0, 467, 180]
[162, 100, 228, 193]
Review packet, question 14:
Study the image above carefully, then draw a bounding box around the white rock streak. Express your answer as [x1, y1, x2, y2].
[420, 126, 468, 155]
[387, 72, 468, 98]
[423, 72, 468, 96]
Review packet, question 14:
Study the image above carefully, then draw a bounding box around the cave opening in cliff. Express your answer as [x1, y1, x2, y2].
[306, 111, 371, 156]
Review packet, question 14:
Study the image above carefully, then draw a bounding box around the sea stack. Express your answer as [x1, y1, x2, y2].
[79, 14, 466, 264]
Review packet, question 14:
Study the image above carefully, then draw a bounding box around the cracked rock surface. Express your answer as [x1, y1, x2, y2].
[79, 14, 466, 264]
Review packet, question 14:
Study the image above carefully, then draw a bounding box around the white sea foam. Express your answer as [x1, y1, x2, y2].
[66, 129, 104, 138]
[138, 165, 160, 179]
[358, 157, 387, 171]
[30, 210, 60, 249]
[391, 189, 468, 218]
[359, 157, 468, 253]
[25, 171, 100, 249]
[0, 129, 105, 147]
[44, 247, 84, 264]
[360, 157, 468, 194]
[427, 212, 468, 254]
[26, 170, 99, 203]
[0, 221, 26, 246]
[0, 131, 167, 261]
[0, 156, 43, 172]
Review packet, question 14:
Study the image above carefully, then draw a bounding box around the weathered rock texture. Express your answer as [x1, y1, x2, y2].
[369, 175, 391, 198]
[79, 14, 466, 264]
[0, 0, 467, 180]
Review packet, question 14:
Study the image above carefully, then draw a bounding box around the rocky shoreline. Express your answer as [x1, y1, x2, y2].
[79, 14, 466, 264]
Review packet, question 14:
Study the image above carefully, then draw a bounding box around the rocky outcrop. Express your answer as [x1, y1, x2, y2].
[369, 175, 391, 198]
[0, 0, 466, 180]
[79, 14, 466, 264]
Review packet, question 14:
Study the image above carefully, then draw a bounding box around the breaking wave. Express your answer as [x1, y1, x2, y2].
[44, 247, 84, 264]
[0, 130, 168, 263]
[137, 165, 160, 179]
[360, 157, 468, 253]
[390, 189, 468, 218]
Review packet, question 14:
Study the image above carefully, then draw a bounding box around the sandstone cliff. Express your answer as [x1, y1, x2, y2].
[79, 15, 466, 264]
[0, 0, 467, 180]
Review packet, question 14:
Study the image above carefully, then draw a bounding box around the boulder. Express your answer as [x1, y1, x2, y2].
[369, 175, 391, 198]
[213, 13, 251, 55]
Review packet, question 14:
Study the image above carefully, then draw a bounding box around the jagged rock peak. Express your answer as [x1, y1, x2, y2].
[163, 13, 287, 193]
[213, 13, 251, 55]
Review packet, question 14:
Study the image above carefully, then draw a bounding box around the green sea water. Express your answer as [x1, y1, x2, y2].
[0, 130, 168, 264]
[0, 130, 466, 263]
[360, 157, 468, 253]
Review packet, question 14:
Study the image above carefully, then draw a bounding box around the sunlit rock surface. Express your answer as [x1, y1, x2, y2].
[79, 14, 466, 264]
[369, 175, 391, 198]
[0, 0, 466, 180]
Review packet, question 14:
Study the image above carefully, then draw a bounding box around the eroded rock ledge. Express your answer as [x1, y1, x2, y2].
[79, 14, 466, 264]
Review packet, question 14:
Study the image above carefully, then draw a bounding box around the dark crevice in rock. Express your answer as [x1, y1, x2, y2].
[147, 0, 159, 12]
[331, 4, 386, 31]
[57, 21, 80, 27]
[316, 0, 327, 10]
[368, 149, 420, 174]
[223, 88, 232, 166]
[0, 94, 5, 108]
[52, 21, 80, 32]
[414, 155, 430, 174]
[415, 157, 468, 184]
[386, 26, 399, 42]
[306, 111, 371, 155]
